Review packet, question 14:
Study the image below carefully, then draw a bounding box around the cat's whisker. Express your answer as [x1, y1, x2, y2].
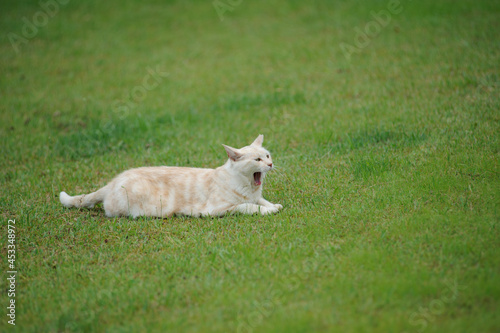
[271, 166, 287, 176]
[270, 166, 296, 188]
[277, 170, 301, 191]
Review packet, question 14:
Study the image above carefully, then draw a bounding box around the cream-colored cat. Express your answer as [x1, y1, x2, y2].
[60, 135, 282, 218]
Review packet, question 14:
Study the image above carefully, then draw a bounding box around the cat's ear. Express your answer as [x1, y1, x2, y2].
[251, 134, 264, 147]
[223, 144, 243, 161]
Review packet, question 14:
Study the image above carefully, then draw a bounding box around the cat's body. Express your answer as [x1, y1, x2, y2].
[60, 135, 282, 218]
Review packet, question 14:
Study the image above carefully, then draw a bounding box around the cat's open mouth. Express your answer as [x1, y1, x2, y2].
[253, 172, 262, 186]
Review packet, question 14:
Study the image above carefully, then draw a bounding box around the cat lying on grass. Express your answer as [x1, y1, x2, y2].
[60, 135, 282, 218]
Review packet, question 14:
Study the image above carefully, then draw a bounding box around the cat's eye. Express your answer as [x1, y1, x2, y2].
[266, 154, 270, 158]
[255, 158, 261, 162]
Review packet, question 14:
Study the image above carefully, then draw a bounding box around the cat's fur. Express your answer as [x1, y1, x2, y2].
[60, 135, 282, 218]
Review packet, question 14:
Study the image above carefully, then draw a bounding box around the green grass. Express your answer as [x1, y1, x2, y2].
[1, 0, 499, 332]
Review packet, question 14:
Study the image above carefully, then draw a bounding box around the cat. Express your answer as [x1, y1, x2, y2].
[59, 134, 283, 218]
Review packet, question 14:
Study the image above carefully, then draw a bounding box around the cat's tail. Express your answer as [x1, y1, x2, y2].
[60, 187, 108, 209]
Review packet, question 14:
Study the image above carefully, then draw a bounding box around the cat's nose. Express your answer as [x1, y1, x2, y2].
[268, 163, 273, 167]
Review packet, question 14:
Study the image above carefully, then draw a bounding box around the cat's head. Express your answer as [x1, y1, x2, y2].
[223, 134, 274, 187]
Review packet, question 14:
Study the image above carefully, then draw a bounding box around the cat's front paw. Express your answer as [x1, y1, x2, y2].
[274, 204, 283, 210]
[260, 205, 279, 215]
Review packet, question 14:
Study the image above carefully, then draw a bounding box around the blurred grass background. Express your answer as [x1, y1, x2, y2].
[0, 0, 499, 332]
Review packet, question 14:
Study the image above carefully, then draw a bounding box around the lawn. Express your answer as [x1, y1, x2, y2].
[0, 0, 499, 332]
